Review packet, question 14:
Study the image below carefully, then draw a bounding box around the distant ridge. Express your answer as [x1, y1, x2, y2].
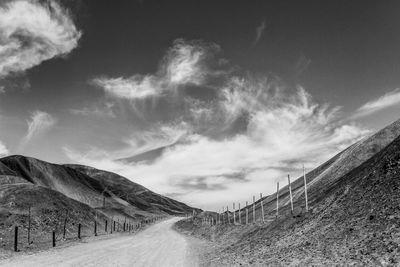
[0, 155, 199, 221]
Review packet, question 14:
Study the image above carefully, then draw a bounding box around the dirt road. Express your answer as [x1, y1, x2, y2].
[0, 217, 199, 267]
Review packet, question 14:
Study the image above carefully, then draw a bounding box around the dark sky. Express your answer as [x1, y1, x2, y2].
[1, 0, 400, 208]
[6, 0, 400, 116]
[65, 0, 400, 107]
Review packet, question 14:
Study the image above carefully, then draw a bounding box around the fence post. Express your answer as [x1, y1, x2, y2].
[238, 203, 241, 224]
[288, 174, 294, 215]
[226, 206, 229, 224]
[78, 224, 81, 239]
[303, 164, 309, 212]
[260, 193, 264, 223]
[246, 201, 249, 224]
[14, 226, 18, 252]
[276, 182, 280, 217]
[253, 195, 256, 223]
[233, 203, 236, 224]
[52, 231, 56, 247]
[94, 221, 97, 236]
[105, 220, 108, 233]
[28, 206, 31, 244]
[114, 221, 116, 232]
[63, 210, 68, 239]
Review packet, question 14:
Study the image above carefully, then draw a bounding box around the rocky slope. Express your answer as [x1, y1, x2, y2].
[240, 118, 400, 221]
[176, 118, 400, 266]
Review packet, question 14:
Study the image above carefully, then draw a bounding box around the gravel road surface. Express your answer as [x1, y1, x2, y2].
[0, 217, 198, 267]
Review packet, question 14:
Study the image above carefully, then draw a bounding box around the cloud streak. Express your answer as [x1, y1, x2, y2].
[21, 110, 57, 145]
[92, 39, 222, 100]
[254, 20, 266, 45]
[353, 88, 400, 118]
[0, 0, 81, 78]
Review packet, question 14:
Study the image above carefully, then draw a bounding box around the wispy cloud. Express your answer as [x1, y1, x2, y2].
[21, 111, 57, 145]
[353, 88, 400, 118]
[91, 39, 222, 100]
[67, 39, 370, 210]
[0, 141, 9, 157]
[253, 20, 266, 45]
[0, 0, 81, 78]
[69, 101, 116, 118]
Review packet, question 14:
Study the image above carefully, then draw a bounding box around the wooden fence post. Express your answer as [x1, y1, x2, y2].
[233, 202, 236, 224]
[14, 226, 18, 252]
[94, 221, 97, 236]
[276, 182, 280, 217]
[246, 201, 249, 224]
[28, 206, 31, 244]
[52, 231, 56, 247]
[288, 174, 294, 214]
[253, 195, 256, 223]
[78, 223, 81, 239]
[238, 203, 241, 224]
[303, 164, 309, 212]
[260, 193, 264, 223]
[63, 210, 68, 239]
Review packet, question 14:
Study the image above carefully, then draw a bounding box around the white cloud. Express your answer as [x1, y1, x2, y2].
[91, 39, 219, 100]
[0, 0, 81, 77]
[163, 39, 212, 85]
[69, 40, 370, 210]
[92, 76, 160, 100]
[353, 88, 400, 118]
[65, 43, 369, 208]
[21, 110, 57, 145]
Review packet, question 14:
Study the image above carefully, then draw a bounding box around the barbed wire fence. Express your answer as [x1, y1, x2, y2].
[189, 165, 310, 227]
[4, 198, 168, 253]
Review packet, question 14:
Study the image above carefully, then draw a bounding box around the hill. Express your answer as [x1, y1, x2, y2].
[0, 155, 198, 252]
[243, 118, 400, 221]
[175, 118, 400, 265]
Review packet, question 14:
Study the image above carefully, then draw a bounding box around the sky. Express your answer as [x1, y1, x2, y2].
[1, 0, 400, 210]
